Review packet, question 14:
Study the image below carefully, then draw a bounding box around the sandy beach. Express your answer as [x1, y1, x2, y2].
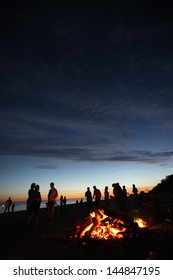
[1, 199, 173, 260]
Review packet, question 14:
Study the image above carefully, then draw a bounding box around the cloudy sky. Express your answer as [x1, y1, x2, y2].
[1, 1, 173, 201]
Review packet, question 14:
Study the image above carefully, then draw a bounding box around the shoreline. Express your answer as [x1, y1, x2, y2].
[0, 198, 86, 214]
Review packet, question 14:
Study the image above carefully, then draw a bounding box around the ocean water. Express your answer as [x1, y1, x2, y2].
[0, 198, 85, 214]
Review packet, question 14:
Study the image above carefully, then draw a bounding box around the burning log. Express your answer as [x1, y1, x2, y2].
[73, 210, 106, 238]
[103, 208, 134, 226]
[74, 217, 92, 238]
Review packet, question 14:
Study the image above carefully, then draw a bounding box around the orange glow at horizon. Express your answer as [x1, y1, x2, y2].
[0, 192, 86, 203]
[0, 185, 153, 203]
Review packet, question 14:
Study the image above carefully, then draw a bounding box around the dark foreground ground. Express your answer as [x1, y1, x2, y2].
[1, 198, 173, 260]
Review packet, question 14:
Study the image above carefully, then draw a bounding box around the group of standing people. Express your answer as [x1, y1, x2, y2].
[112, 182, 130, 212]
[60, 195, 67, 211]
[18, 181, 139, 228]
[26, 181, 58, 228]
[85, 183, 139, 214]
[85, 185, 103, 213]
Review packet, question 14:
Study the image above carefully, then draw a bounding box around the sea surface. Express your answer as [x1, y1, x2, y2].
[0, 198, 85, 214]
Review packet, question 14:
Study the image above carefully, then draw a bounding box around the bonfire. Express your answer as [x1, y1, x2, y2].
[71, 208, 148, 240]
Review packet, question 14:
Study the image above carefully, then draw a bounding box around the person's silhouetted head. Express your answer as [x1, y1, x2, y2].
[35, 185, 40, 191]
[31, 183, 36, 190]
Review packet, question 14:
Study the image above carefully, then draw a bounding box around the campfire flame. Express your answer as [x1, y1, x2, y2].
[72, 209, 148, 240]
[134, 218, 148, 228]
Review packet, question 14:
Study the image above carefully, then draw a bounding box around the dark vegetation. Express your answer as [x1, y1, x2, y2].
[150, 174, 173, 193]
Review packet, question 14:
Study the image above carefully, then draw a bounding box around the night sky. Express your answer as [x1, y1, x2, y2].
[1, 1, 173, 201]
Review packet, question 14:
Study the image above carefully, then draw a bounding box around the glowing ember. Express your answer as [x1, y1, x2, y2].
[90, 224, 125, 239]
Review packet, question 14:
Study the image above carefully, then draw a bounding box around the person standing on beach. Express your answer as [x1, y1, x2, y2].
[33, 184, 42, 227]
[26, 183, 36, 228]
[112, 182, 123, 211]
[132, 184, 139, 209]
[122, 185, 128, 212]
[4, 197, 12, 213]
[60, 195, 64, 211]
[47, 182, 58, 224]
[85, 187, 92, 213]
[93, 186, 101, 208]
[63, 196, 67, 210]
[132, 184, 138, 199]
[26, 183, 42, 228]
[104, 186, 109, 207]
[11, 202, 15, 212]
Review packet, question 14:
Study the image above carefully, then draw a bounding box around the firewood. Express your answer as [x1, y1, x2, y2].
[75, 219, 93, 238]
[103, 208, 134, 225]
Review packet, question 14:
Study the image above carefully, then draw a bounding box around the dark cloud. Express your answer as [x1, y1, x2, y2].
[1, 1, 173, 167]
[103, 150, 173, 164]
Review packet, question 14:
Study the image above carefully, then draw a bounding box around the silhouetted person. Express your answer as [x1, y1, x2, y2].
[93, 186, 101, 208]
[60, 195, 64, 211]
[132, 184, 138, 199]
[26, 183, 42, 228]
[63, 196, 67, 210]
[138, 191, 146, 211]
[11, 202, 15, 212]
[26, 183, 36, 212]
[33, 184, 42, 227]
[4, 197, 12, 213]
[122, 185, 128, 212]
[122, 185, 127, 197]
[26, 183, 36, 228]
[132, 184, 139, 209]
[104, 186, 109, 206]
[47, 182, 58, 224]
[85, 187, 92, 213]
[112, 182, 123, 211]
